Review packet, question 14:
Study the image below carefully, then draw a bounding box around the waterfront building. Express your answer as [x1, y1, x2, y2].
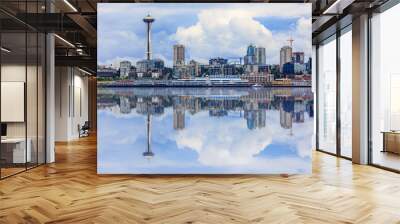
[136, 60, 149, 74]
[136, 59, 164, 79]
[173, 66, 188, 79]
[280, 46, 292, 72]
[206, 57, 239, 78]
[128, 66, 137, 79]
[209, 57, 227, 65]
[208, 65, 224, 77]
[223, 64, 236, 77]
[173, 44, 185, 67]
[199, 64, 209, 77]
[119, 61, 131, 78]
[258, 65, 269, 73]
[269, 64, 280, 79]
[306, 57, 312, 74]
[294, 63, 306, 74]
[245, 64, 258, 74]
[188, 60, 200, 77]
[244, 44, 257, 65]
[256, 47, 266, 65]
[97, 67, 118, 79]
[292, 52, 305, 64]
[282, 62, 294, 75]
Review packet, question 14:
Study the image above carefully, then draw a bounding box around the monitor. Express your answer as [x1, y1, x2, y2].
[1, 123, 7, 137]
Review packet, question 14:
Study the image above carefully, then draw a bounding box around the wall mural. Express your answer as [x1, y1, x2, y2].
[97, 3, 313, 174]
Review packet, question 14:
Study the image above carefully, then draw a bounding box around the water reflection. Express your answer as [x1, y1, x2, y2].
[97, 87, 314, 174]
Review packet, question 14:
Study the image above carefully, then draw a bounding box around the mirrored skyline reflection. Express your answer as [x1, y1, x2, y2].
[97, 87, 314, 174]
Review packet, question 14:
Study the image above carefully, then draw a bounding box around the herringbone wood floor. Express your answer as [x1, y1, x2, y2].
[1, 135, 400, 224]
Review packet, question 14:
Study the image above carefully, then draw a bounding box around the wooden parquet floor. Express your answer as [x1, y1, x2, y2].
[1, 135, 400, 224]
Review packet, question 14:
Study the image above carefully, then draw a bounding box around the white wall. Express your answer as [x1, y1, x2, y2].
[1, 62, 47, 164]
[55, 67, 89, 141]
[1, 64, 26, 139]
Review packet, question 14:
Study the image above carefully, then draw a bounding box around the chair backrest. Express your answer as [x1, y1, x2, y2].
[82, 121, 90, 129]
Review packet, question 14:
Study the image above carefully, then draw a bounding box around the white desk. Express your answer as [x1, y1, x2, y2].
[1, 138, 31, 163]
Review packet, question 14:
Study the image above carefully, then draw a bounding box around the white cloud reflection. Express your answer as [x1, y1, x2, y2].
[98, 105, 313, 174]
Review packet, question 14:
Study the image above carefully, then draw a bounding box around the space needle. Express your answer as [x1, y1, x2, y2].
[142, 113, 154, 161]
[143, 14, 155, 60]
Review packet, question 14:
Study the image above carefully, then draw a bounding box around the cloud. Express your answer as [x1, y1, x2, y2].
[98, 3, 312, 66]
[97, 29, 145, 64]
[98, 100, 313, 174]
[170, 109, 312, 168]
[173, 10, 279, 63]
[173, 10, 311, 64]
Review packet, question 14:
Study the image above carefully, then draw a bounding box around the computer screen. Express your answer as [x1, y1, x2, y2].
[1, 123, 7, 137]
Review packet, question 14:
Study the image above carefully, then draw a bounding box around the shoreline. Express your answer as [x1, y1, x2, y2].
[97, 83, 311, 88]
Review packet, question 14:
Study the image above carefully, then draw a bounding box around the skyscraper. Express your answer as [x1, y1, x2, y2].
[244, 44, 257, 65]
[173, 44, 185, 67]
[256, 47, 266, 65]
[280, 46, 292, 72]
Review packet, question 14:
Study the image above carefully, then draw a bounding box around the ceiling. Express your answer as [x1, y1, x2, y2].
[0, 0, 390, 72]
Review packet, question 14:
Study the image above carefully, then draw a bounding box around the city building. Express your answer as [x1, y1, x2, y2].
[269, 64, 280, 78]
[128, 66, 137, 79]
[223, 64, 237, 77]
[245, 64, 258, 74]
[97, 67, 118, 79]
[119, 60, 131, 78]
[282, 62, 294, 75]
[136, 59, 164, 79]
[280, 46, 292, 71]
[244, 44, 257, 65]
[173, 44, 185, 67]
[292, 52, 305, 64]
[256, 47, 266, 65]
[209, 57, 227, 65]
[294, 62, 306, 74]
[306, 57, 312, 74]
[188, 60, 200, 77]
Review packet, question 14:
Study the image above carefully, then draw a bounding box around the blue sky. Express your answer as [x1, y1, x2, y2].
[98, 3, 312, 67]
